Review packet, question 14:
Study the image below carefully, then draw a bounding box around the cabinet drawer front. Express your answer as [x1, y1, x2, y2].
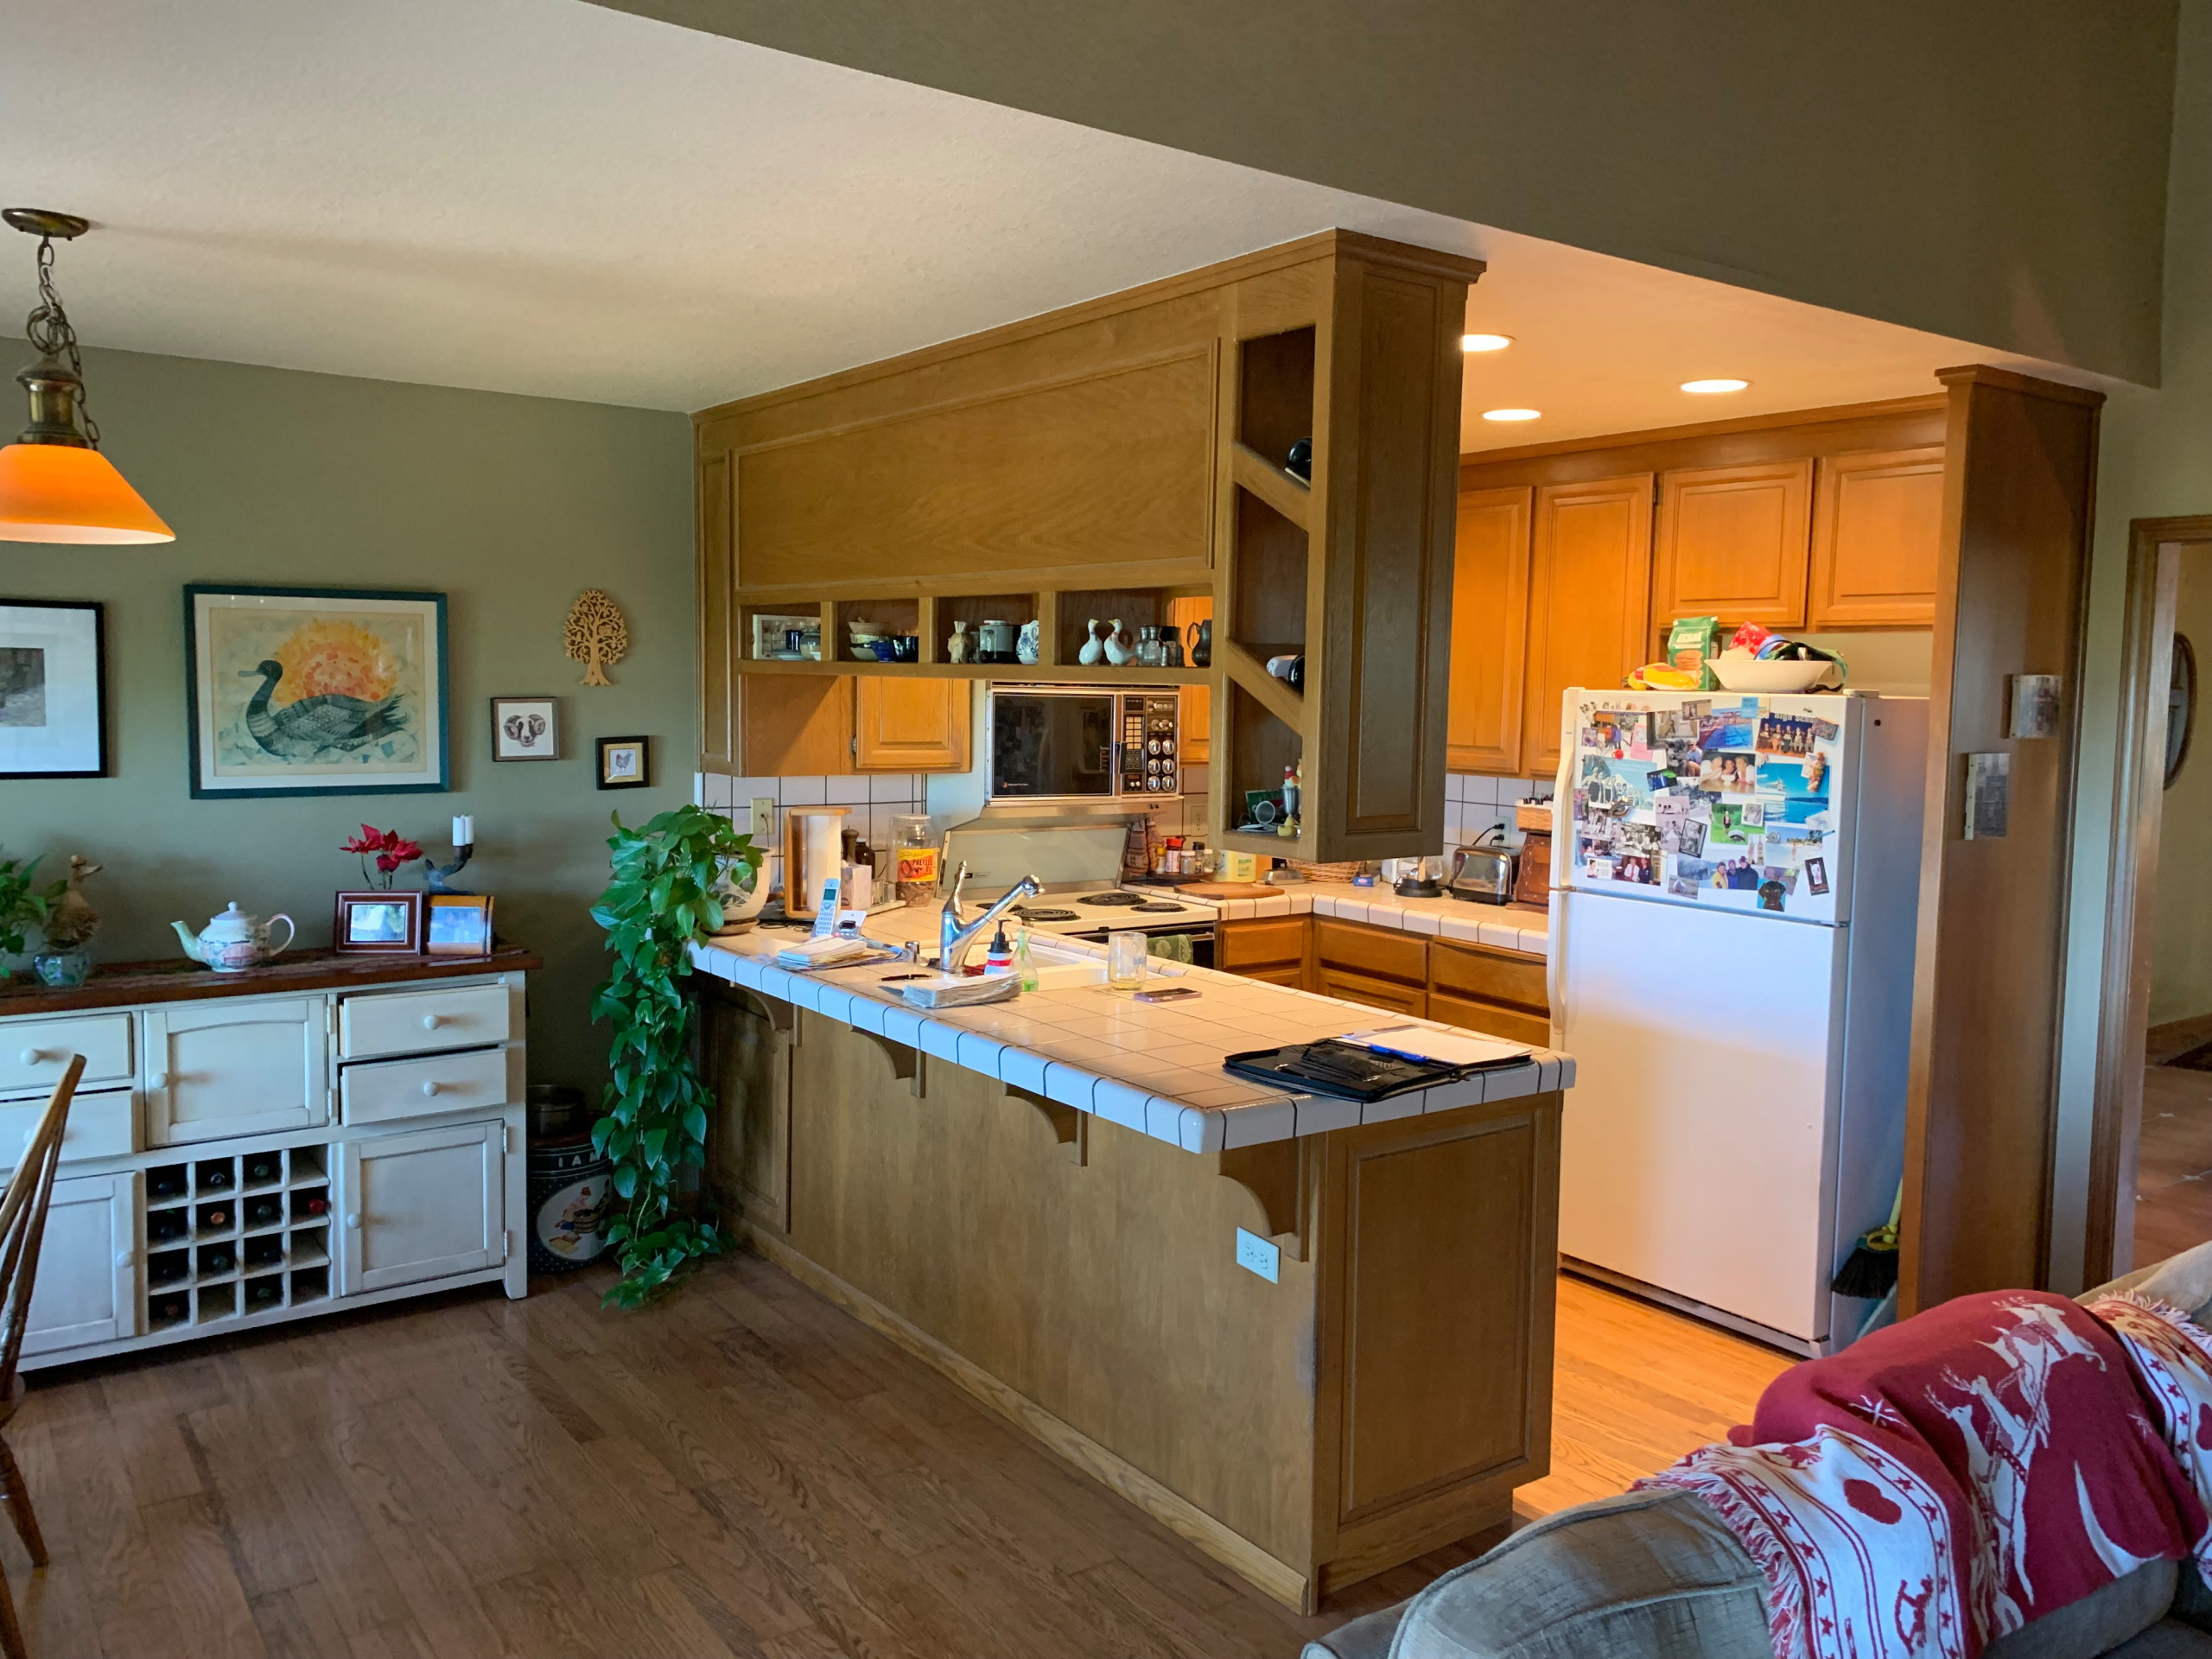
[1429, 939, 1548, 1014]
[343, 1046, 514, 1127]
[1219, 916, 1308, 970]
[0, 1087, 134, 1168]
[340, 985, 510, 1059]
[0, 1014, 132, 1096]
[1314, 918, 1428, 986]
[1427, 990, 1550, 1048]
[1240, 963, 1308, 989]
[1316, 966, 1427, 1020]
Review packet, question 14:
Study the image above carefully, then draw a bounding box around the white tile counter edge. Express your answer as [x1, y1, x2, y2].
[1230, 884, 1552, 957]
[690, 934, 1573, 1156]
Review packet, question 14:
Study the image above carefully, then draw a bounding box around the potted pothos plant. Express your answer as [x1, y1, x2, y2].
[0, 854, 60, 969]
[589, 804, 759, 1307]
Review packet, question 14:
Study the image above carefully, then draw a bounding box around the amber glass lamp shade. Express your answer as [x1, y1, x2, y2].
[0, 440, 173, 543]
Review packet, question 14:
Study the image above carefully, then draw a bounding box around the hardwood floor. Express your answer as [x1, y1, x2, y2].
[2139, 1015, 2212, 1268]
[0, 1255, 1787, 1658]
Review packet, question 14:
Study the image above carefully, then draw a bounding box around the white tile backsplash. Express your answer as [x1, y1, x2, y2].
[780, 775, 828, 807]
[705, 771, 931, 897]
[826, 773, 872, 804]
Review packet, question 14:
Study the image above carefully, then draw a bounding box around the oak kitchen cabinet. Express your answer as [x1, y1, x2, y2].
[1218, 914, 1550, 1045]
[1518, 475, 1654, 778]
[1452, 397, 1949, 784]
[741, 673, 972, 775]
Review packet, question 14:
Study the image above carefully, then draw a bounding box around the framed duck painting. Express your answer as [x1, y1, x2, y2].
[185, 585, 449, 798]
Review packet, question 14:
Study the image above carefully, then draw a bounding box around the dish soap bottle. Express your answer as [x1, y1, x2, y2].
[1015, 925, 1039, 992]
[985, 922, 1014, 975]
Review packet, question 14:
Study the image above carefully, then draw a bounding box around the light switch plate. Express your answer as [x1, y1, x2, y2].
[1235, 1227, 1280, 1283]
[750, 797, 775, 841]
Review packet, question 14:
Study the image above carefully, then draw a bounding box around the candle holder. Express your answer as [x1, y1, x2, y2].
[425, 842, 474, 895]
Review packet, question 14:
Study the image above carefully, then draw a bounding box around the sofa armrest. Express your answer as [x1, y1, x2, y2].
[1302, 1600, 1409, 1659]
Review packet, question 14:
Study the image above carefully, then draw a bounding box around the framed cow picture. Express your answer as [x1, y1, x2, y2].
[491, 696, 559, 762]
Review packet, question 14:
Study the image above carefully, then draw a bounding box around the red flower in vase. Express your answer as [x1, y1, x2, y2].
[342, 826, 424, 888]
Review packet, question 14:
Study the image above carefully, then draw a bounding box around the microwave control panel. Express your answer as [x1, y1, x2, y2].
[1120, 694, 1181, 797]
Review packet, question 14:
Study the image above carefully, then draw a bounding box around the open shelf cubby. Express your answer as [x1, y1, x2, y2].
[1230, 490, 1308, 667]
[1238, 326, 1315, 474]
[143, 1143, 341, 1332]
[938, 593, 1038, 664]
[835, 597, 920, 662]
[1054, 588, 1184, 667]
[1221, 680, 1304, 844]
[744, 602, 826, 663]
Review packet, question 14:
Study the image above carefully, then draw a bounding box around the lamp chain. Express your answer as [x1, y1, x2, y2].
[24, 234, 99, 448]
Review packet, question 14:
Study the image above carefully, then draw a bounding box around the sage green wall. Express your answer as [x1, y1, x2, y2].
[1, 338, 694, 1090]
[597, 0, 2177, 383]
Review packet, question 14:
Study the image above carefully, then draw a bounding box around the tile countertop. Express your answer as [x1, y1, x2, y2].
[1230, 882, 1553, 957]
[690, 926, 1573, 1155]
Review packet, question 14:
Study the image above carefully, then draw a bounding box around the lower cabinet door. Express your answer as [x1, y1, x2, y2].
[23, 1172, 137, 1357]
[144, 996, 329, 1146]
[339, 1120, 505, 1295]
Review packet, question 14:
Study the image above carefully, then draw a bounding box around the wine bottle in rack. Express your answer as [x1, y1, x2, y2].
[245, 1279, 282, 1308]
[150, 1255, 187, 1285]
[246, 1198, 282, 1227]
[153, 1294, 188, 1324]
[297, 1192, 330, 1218]
[149, 1211, 187, 1243]
[245, 1236, 283, 1270]
[245, 1154, 280, 1185]
[200, 1206, 230, 1231]
[149, 1168, 185, 1200]
[200, 1245, 235, 1276]
[200, 1164, 234, 1191]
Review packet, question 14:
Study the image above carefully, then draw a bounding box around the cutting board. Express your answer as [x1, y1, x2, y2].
[1178, 882, 1280, 899]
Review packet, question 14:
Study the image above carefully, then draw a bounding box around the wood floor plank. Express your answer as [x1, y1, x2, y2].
[6, 1253, 1792, 1658]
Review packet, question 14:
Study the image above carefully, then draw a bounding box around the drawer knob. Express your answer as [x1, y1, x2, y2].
[16, 1049, 41, 1067]
[422, 1014, 443, 1030]
[421, 1081, 441, 1097]
[346, 1212, 362, 1230]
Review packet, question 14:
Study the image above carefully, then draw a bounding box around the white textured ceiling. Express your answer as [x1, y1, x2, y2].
[0, 0, 2099, 446]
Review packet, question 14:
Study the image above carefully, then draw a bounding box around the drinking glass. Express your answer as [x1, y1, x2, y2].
[1106, 931, 1147, 993]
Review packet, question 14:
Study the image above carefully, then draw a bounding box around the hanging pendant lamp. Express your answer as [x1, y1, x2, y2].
[0, 208, 171, 544]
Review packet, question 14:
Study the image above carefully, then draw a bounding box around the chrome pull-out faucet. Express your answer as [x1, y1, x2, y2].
[938, 861, 1042, 973]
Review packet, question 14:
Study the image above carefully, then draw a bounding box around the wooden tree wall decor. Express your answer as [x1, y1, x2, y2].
[564, 589, 629, 686]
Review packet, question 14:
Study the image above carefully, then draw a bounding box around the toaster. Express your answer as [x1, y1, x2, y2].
[1448, 835, 1516, 905]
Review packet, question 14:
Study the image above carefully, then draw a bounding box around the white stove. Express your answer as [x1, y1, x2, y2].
[1007, 886, 1220, 937]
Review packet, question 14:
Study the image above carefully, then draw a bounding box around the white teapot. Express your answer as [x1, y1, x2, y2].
[171, 902, 296, 972]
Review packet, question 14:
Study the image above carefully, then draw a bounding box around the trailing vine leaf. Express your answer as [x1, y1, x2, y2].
[589, 804, 757, 1308]
[0, 854, 61, 960]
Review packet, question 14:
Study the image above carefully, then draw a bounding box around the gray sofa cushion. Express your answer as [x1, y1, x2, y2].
[1384, 1488, 1772, 1659]
[2106, 1621, 2212, 1656]
[1984, 1561, 2177, 1658]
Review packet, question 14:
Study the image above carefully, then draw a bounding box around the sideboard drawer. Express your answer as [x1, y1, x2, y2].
[340, 985, 510, 1060]
[0, 1014, 133, 1097]
[0, 1086, 135, 1168]
[342, 1046, 514, 1127]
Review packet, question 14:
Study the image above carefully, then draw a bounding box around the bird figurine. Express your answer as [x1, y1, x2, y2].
[1102, 620, 1137, 666]
[40, 855, 101, 951]
[240, 660, 408, 760]
[1077, 619, 1107, 666]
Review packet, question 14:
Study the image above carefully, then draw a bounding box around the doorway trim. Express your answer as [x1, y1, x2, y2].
[2088, 515, 2212, 1281]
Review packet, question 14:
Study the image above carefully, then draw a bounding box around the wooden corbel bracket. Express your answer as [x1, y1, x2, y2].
[1005, 1084, 1087, 1165]
[1214, 1139, 1314, 1262]
[852, 1028, 925, 1097]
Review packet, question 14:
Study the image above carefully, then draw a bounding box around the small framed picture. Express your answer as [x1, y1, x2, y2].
[597, 734, 649, 790]
[334, 890, 423, 954]
[0, 599, 107, 779]
[424, 893, 495, 957]
[491, 696, 558, 762]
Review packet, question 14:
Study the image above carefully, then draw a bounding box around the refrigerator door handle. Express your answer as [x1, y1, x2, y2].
[1547, 893, 1567, 1044]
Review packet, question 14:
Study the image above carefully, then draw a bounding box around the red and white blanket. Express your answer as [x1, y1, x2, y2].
[1639, 1293, 2212, 1659]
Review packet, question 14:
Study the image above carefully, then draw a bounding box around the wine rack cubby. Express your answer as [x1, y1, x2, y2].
[143, 1144, 335, 1332]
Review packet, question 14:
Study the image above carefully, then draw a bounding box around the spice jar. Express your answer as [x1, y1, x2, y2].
[892, 814, 939, 907]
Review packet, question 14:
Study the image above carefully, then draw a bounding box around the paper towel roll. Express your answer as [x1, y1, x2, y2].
[788, 808, 848, 918]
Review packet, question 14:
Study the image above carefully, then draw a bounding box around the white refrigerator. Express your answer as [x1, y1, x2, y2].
[1547, 689, 1927, 1354]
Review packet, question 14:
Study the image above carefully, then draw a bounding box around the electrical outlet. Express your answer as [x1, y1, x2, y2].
[750, 797, 775, 841]
[1235, 1227, 1280, 1283]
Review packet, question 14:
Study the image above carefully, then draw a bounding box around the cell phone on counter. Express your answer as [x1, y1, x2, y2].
[1133, 987, 1200, 1002]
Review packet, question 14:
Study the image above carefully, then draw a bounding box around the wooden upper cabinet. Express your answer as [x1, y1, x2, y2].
[1650, 459, 1813, 635]
[1446, 486, 1533, 775]
[1808, 446, 1945, 628]
[1166, 593, 1212, 765]
[1519, 475, 1653, 777]
[855, 677, 971, 772]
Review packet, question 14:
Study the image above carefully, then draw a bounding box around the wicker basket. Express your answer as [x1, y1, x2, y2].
[1282, 859, 1368, 883]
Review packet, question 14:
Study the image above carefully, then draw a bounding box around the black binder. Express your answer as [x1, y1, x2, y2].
[1223, 1039, 1469, 1103]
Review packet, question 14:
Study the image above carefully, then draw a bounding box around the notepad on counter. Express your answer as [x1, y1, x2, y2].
[899, 973, 1020, 1010]
[774, 936, 882, 969]
[1338, 1026, 1532, 1069]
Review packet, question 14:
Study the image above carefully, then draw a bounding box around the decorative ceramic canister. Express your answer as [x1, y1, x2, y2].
[1016, 620, 1041, 664]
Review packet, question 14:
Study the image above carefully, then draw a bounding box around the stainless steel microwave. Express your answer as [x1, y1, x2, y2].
[985, 686, 1181, 803]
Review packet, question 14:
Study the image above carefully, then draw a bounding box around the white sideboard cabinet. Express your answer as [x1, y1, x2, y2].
[0, 947, 537, 1370]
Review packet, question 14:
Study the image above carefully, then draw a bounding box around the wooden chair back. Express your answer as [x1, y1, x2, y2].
[0, 1056, 83, 1399]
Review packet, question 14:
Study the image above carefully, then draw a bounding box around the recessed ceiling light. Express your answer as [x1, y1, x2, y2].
[1481, 408, 1541, 423]
[1461, 333, 1513, 353]
[1681, 378, 1751, 394]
